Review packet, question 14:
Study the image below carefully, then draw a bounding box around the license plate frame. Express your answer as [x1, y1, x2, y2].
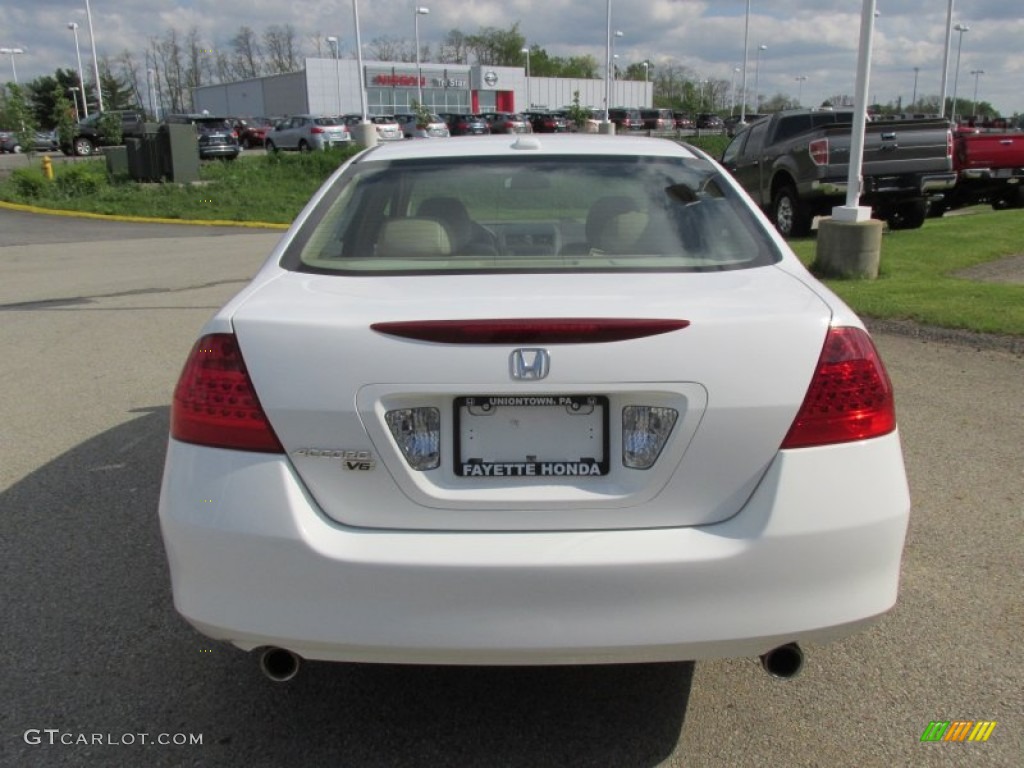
[454, 394, 609, 478]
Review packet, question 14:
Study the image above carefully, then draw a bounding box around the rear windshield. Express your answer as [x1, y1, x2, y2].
[281, 154, 781, 275]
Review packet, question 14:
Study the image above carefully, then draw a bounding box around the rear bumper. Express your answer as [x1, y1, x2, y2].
[158, 432, 910, 665]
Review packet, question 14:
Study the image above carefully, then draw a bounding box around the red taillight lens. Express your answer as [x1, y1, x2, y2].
[311, 126, 325, 134]
[171, 333, 283, 453]
[809, 138, 829, 165]
[781, 327, 896, 449]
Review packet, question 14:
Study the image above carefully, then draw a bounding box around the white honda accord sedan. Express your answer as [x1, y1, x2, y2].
[158, 134, 910, 681]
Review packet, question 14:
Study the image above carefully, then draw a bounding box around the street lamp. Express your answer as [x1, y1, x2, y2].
[795, 75, 807, 107]
[753, 43, 767, 114]
[326, 35, 342, 115]
[68, 87, 81, 120]
[68, 22, 88, 118]
[0, 47, 24, 85]
[950, 22, 969, 123]
[642, 60, 650, 83]
[413, 6, 429, 108]
[740, 0, 751, 122]
[524, 47, 532, 110]
[609, 29, 623, 100]
[84, 0, 104, 112]
[911, 66, 919, 109]
[970, 69, 984, 115]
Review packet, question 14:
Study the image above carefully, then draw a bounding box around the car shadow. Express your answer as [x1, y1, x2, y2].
[1, 407, 693, 767]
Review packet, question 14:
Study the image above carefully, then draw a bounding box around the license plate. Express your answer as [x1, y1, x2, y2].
[454, 395, 609, 478]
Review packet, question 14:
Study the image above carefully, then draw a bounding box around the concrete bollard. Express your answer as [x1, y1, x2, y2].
[814, 217, 884, 279]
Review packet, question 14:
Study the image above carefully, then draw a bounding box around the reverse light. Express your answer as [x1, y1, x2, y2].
[781, 327, 896, 449]
[171, 334, 283, 453]
[386, 408, 441, 470]
[622, 406, 678, 469]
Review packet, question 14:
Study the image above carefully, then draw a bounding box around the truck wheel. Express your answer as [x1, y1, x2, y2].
[771, 185, 811, 238]
[992, 187, 1024, 210]
[887, 200, 927, 230]
[73, 137, 94, 157]
[926, 200, 947, 218]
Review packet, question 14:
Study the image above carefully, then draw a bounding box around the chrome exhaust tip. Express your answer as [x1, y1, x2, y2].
[759, 642, 804, 680]
[258, 647, 301, 682]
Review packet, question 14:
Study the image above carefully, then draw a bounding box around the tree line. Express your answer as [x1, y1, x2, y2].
[1, 20, 1007, 130]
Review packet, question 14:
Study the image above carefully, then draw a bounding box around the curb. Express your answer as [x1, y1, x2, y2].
[0, 200, 288, 230]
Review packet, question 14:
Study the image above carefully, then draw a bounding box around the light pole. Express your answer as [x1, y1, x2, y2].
[146, 67, 155, 120]
[0, 47, 24, 84]
[911, 66, 919, 109]
[950, 22, 968, 123]
[327, 35, 342, 115]
[969, 69, 984, 115]
[642, 60, 649, 83]
[753, 43, 767, 114]
[609, 29, 623, 101]
[68, 22, 89, 118]
[84, 0, 104, 112]
[730, 66, 740, 115]
[521, 47, 530, 110]
[740, 0, 751, 122]
[68, 87, 81, 120]
[413, 6, 429, 108]
[795, 75, 807, 107]
[939, 0, 954, 117]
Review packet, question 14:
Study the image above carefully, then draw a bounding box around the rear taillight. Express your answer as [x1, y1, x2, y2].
[809, 138, 829, 165]
[946, 129, 954, 159]
[781, 327, 896, 449]
[311, 126, 325, 134]
[171, 333, 283, 453]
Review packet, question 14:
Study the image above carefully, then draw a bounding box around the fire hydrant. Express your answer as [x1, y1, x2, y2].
[41, 155, 54, 181]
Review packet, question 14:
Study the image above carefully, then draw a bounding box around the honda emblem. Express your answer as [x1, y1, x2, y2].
[510, 348, 550, 380]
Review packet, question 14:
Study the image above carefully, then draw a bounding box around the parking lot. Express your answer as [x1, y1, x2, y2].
[0, 206, 1021, 767]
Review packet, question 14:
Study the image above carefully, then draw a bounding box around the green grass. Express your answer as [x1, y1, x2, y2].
[2, 147, 1022, 337]
[789, 210, 1024, 336]
[0, 148, 360, 224]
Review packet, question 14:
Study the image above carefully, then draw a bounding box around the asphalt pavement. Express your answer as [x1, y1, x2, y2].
[0, 207, 1021, 768]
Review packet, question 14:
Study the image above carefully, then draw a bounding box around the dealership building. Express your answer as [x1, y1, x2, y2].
[193, 58, 650, 118]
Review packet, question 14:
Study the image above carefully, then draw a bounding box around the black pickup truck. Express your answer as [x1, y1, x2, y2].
[62, 110, 146, 157]
[720, 109, 956, 236]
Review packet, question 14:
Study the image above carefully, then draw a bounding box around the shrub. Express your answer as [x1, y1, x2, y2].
[9, 167, 47, 199]
[54, 163, 107, 197]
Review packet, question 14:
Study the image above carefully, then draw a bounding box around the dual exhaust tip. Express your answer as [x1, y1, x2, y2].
[258, 643, 803, 682]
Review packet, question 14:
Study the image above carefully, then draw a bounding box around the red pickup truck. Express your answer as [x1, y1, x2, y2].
[929, 124, 1024, 216]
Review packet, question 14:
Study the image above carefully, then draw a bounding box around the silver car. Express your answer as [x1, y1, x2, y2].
[394, 112, 451, 139]
[265, 115, 351, 152]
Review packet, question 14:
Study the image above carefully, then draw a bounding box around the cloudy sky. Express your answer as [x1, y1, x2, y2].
[4, 1, 1021, 115]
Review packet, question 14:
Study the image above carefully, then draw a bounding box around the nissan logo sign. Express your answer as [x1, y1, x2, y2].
[483, 70, 498, 87]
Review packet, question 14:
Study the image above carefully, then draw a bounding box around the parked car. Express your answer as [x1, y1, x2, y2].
[674, 112, 696, 131]
[723, 114, 769, 137]
[343, 114, 404, 142]
[394, 112, 450, 139]
[159, 133, 911, 683]
[235, 117, 278, 148]
[479, 112, 532, 134]
[164, 114, 241, 160]
[438, 113, 491, 136]
[0, 129, 59, 153]
[607, 108, 644, 132]
[525, 110, 570, 133]
[266, 115, 351, 152]
[697, 113, 725, 131]
[62, 109, 146, 156]
[640, 108, 675, 131]
[720, 108, 956, 235]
